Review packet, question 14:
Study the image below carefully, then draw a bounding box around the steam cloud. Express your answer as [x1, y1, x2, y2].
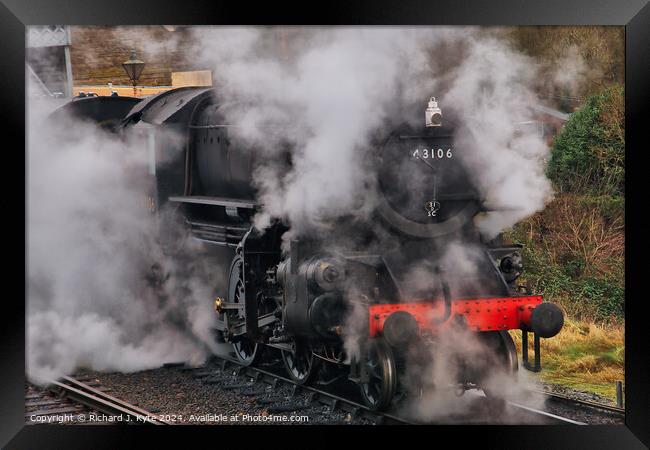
[188, 27, 553, 239]
[26, 98, 226, 384]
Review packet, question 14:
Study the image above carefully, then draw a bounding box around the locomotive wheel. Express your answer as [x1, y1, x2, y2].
[233, 338, 259, 366]
[481, 330, 518, 377]
[478, 331, 518, 405]
[281, 341, 319, 385]
[228, 254, 260, 366]
[359, 338, 397, 411]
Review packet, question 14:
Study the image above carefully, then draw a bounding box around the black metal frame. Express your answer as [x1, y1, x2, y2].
[9, 0, 649, 447]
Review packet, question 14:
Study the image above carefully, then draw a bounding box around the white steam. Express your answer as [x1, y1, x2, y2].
[402, 326, 546, 423]
[185, 27, 553, 240]
[443, 37, 554, 237]
[188, 28, 439, 236]
[552, 45, 591, 94]
[26, 99, 224, 384]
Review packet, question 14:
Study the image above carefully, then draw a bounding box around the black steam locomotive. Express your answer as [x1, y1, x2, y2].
[59, 88, 564, 411]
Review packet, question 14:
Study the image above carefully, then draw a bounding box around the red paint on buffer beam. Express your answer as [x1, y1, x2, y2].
[368, 295, 543, 336]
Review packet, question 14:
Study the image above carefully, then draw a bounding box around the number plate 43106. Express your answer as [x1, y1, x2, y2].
[412, 148, 453, 159]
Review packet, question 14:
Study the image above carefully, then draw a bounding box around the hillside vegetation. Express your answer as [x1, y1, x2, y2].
[505, 85, 625, 400]
[505, 85, 624, 323]
[504, 26, 624, 107]
[500, 29, 625, 399]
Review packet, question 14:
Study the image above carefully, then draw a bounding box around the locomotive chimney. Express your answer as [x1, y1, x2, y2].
[425, 96, 442, 127]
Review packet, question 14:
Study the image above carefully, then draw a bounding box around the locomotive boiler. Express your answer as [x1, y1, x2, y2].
[62, 87, 565, 411]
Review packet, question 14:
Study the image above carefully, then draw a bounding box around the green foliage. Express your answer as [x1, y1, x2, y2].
[547, 86, 625, 196]
[598, 347, 624, 366]
[526, 87, 626, 321]
[561, 258, 585, 278]
[504, 218, 624, 322]
[579, 276, 624, 319]
[575, 195, 624, 224]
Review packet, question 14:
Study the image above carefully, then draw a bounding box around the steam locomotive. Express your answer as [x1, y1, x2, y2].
[57, 87, 564, 411]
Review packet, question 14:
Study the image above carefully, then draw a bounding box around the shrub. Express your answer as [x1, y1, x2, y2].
[548, 85, 624, 196]
[503, 193, 624, 322]
[579, 276, 625, 319]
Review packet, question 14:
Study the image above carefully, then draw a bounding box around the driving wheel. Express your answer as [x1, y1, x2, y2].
[359, 338, 397, 411]
[228, 254, 260, 366]
[281, 341, 319, 384]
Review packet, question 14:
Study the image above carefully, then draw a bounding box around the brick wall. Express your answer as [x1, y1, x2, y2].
[70, 26, 200, 87]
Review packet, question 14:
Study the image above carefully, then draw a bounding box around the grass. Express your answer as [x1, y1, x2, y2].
[510, 317, 624, 401]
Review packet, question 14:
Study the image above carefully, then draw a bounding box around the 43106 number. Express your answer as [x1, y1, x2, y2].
[412, 148, 452, 159]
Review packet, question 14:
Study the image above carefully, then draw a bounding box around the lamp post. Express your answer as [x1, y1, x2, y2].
[122, 48, 145, 97]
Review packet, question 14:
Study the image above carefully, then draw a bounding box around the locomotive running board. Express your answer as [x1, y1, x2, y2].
[169, 195, 258, 209]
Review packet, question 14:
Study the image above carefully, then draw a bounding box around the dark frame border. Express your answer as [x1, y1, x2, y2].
[5, 0, 649, 448]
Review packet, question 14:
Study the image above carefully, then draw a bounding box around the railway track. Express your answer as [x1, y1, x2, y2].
[25, 383, 88, 424]
[44, 376, 172, 425]
[532, 388, 625, 415]
[27, 358, 611, 425]
[189, 355, 416, 424]
[173, 354, 591, 425]
[507, 401, 587, 425]
[520, 388, 625, 425]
